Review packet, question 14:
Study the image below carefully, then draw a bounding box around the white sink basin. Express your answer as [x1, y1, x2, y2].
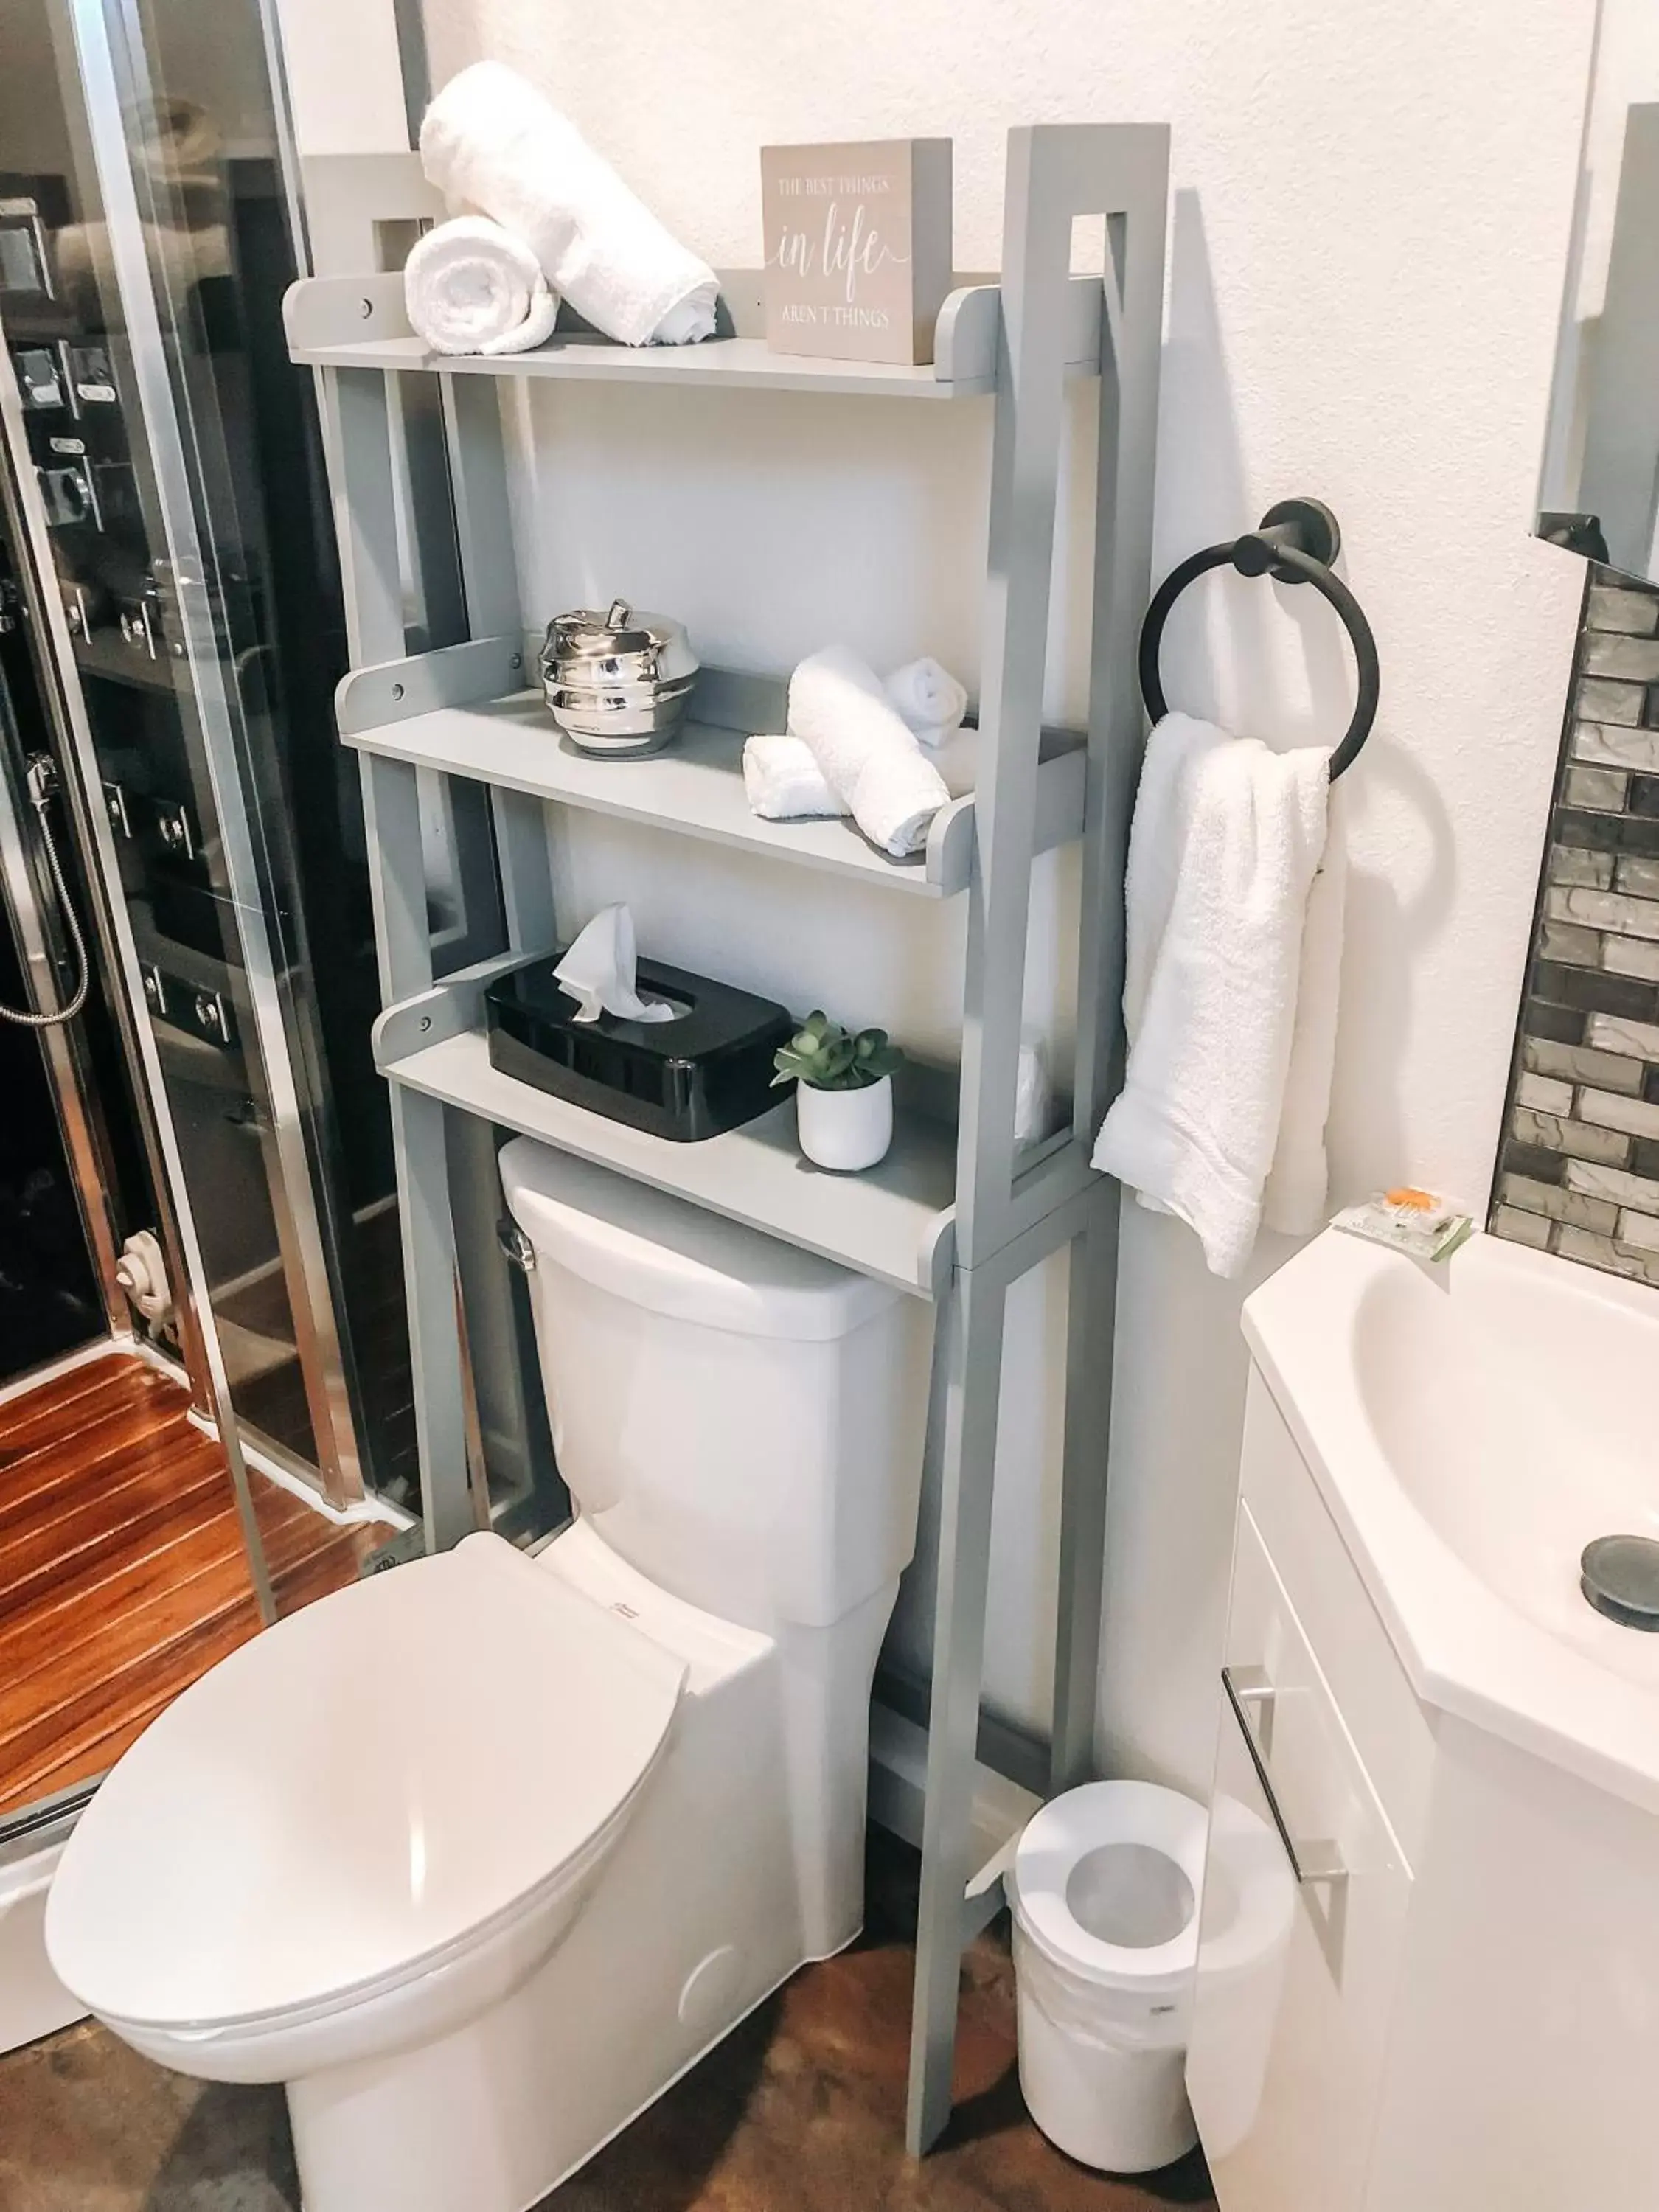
[1245, 1227, 1659, 1814]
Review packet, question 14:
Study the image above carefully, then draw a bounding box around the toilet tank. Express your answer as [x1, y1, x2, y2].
[500, 1138, 928, 1632]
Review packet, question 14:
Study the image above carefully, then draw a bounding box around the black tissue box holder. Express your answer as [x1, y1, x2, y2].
[484, 950, 796, 1143]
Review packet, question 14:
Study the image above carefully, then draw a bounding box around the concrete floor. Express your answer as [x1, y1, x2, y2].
[0, 1840, 1216, 2212]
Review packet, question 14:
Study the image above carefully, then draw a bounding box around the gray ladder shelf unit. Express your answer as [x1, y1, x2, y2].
[286, 122, 1169, 2155]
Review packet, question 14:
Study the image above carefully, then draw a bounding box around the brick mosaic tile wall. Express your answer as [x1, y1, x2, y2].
[1490, 567, 1659, 1287]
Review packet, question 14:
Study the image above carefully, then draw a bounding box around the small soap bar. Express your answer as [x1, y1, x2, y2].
[1330, 1188, 1474, 1262]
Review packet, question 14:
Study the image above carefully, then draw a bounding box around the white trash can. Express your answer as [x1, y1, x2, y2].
[1008, 1780, 1206, 2174]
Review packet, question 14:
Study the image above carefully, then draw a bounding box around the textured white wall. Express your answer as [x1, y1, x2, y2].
[293, 0, 1596, 1788]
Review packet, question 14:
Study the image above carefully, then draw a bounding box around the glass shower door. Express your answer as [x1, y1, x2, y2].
[0, 0, 421, 1536]
[3, 0, 566, 1561]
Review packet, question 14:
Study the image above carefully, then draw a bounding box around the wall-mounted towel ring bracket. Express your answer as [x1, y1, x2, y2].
[1137, 496, 1380, 779]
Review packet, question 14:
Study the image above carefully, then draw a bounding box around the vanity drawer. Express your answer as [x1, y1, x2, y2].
[1186, 1503, 1413, 2212]
[1239, 1371, 1436, 1864]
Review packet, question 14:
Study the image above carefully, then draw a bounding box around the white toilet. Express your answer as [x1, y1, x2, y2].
[46, 1138, 928, 2212]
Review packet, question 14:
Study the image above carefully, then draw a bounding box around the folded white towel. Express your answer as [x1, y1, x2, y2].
[787, 647, 952, 859]
[742, 734, 846, 821]
[420, 63, 719, 349]
[745, 725, 979, 824]
[1262, 795, 1346, 1235]
[403, 215, 560, 357]
[884, 657, 970, 746]
[1091, 713, 1331, 1278]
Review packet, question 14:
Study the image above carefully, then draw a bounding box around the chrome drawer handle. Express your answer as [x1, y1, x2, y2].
[1222, 1665, 1349, 1892]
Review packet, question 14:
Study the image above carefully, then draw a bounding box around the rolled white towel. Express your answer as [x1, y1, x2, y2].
[420, 63, 719, 349]
[742, 734, 846, 821]
[403, 215, 560, 357]
[787, 647, 951, 860]
[884, 656, 969, 745]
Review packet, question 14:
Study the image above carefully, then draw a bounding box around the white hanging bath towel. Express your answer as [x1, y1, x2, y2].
[1091, 713, 1335, 1278]
[403, 215, 560, 356]
[420, 63, 719, 348]
[1263, 790, 1347, 1237]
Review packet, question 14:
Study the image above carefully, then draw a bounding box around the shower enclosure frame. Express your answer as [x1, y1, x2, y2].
[53, 0, 374, 1499]
[0, 0, 506, 1525]
[285, 120, 1168, 2154]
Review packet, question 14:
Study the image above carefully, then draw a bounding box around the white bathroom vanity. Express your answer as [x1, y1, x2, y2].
[1189, 1227, 1659, 2212]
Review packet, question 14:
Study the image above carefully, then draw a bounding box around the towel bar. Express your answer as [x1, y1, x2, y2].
[1136, 496, 1380, 779]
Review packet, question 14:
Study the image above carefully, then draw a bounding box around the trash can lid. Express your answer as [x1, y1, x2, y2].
[1009, 1780, 1207, 1994]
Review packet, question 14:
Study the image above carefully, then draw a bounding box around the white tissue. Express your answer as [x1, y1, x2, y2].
[884, 657, 969, 746]
[420, 63, 720, 348]
[403, 215, 560, 357]
[553, 905, 676, 1026]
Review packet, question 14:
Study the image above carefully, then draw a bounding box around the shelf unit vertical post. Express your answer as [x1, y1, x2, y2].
[317, 349, 481, 1549]
[432, 364, 561, 1516]
[437, 370, 556, 943]
[1052, 150, 1167, 1795]
[905, 123, 1168, 2152]
[905, 1259, 1010, 2152]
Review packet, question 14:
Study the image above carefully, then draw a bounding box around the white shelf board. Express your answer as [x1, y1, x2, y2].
[293, 327, 994, 399]
[283, 267, 1105, 400]
[343, 688, 1083, 899]
[381, 1026, 957, 1299]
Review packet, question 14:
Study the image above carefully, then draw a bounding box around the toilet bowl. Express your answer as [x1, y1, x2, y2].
[48, 1532, 685, 2089]
[47, 1139, 928, 2212]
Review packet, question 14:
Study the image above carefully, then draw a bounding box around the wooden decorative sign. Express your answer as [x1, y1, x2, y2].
[759, 138, 953, 366]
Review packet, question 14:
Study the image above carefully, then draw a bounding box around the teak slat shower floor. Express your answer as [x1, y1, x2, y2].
[0, 1353, 378, 1820]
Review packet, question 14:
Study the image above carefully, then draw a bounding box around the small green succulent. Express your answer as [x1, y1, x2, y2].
[773, 1011, 903, 1093]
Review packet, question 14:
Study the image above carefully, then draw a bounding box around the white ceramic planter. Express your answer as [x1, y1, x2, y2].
[796, 1076, 893, 1172]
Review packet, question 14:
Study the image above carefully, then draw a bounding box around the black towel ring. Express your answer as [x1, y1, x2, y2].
[1137, 498, 1380, 779]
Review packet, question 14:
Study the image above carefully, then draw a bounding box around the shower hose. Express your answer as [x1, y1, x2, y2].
[0, 755, 90, 1028]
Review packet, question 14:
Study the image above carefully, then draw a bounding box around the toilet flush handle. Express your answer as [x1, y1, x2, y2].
[496, 1219, 535, 1273]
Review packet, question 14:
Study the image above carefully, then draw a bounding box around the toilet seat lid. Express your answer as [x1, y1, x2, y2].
[46, 1534, 684, 2032]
